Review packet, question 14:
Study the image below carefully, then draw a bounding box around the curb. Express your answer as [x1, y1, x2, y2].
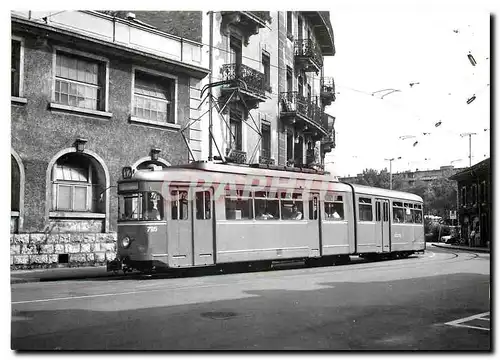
[431, 243, 490, 253]
[10, 271, 118, 285]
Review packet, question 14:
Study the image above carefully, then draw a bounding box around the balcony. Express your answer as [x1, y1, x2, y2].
[11, 11, 207, 78]
[225, 148, 247, 164]
[220, 63, 267, 110]
[221, 11, 271, 45]
[321, 112, 335, 154]
[294, 39, 323, 74]
[320, 77, 336, 106]
[279, 91, 328, 140]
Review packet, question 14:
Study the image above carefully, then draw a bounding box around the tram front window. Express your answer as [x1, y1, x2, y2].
[118, 191, 165, 221]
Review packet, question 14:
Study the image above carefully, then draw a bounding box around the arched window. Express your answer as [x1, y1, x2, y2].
[11, 155, 20, 212]
[51, 153, 105, 212]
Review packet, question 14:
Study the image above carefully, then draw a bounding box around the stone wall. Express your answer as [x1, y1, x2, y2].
[11, 232, 117, 269]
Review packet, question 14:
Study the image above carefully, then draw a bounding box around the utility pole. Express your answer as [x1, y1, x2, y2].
[460, 132, 477, 167]
[384, 157, 401, 190]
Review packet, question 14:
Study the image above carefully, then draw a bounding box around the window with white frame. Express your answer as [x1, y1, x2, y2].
[11, 39, 22, 97]
[54, 51, 106, 111]
[133, 70, 175, 124]
[52, 154, 100, 212]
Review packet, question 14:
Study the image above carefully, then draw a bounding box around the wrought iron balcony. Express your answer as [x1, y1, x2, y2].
[221, 11, 271, 45]
[225, 148, 247, 164]
[279, 91, 327, 139]
[294, 39, 323, 73]
[220, 63, 267, 110]
[320, 77, 336, 106]
[321, 113, 336, 153]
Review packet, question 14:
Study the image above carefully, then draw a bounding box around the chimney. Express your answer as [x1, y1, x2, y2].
[126, 12, 136, 21]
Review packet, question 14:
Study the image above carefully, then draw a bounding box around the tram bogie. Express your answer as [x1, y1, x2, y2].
[110, 162, 425, 274]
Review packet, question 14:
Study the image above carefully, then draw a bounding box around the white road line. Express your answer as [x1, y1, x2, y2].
[445, 311, 490, 326]
[12, 276, 292, 305]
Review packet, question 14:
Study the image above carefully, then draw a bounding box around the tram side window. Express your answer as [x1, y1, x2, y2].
[171, 190, 188, 220]
[281, 192, 304, 220]
[255, 191, 280, 220]
[392, 201, 405, 223]
[196, 191, 211, 220]
[358, 197, 373, 221]
[225, 190, 253, 220]
[309, 197, 318, 220]
[404, 203, 414, 223]
[412, 204, 423, 223]
[325, 194, 344, 220]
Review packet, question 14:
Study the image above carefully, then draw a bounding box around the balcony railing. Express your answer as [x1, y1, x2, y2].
[220, 63, 266, 99]
[321, 113, 335, 153]
[280, 91, 325, 131]
[226, 148, 247, 164]
[320, 77, 336, 106]
[294, 39, 323, 72]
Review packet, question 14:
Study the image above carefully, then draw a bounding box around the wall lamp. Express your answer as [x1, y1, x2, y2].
[150, 148, 161, 161]
[74, 138, 88, 152]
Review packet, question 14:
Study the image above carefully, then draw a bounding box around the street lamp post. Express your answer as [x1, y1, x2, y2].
[384, 157, 402, 190]
[460, 133, 477, 167]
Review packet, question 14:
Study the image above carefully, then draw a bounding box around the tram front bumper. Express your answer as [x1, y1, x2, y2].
[106, 258, 123, 272]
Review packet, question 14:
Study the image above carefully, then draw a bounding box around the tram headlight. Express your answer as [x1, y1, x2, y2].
[121, 236, 131, 249]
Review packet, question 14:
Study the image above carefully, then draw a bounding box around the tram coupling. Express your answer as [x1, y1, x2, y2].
[106, 258, 123, 272]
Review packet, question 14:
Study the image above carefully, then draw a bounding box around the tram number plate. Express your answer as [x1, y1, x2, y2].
[147, 226, 158, 233]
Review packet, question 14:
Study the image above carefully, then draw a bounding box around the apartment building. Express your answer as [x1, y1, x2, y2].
[10, 10, 208, 267]
[198, 11, 336, 168]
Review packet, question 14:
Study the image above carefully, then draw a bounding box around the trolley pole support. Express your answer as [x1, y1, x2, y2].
[208, 11, 214, 161]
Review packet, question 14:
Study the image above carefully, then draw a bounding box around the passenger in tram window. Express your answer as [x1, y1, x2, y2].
[291, 204, 303, 220]
[147, 197, 161, 221]
[256, 203, 274, 220]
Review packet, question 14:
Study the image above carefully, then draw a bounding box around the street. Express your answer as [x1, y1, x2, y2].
[11, 247, 490, 350]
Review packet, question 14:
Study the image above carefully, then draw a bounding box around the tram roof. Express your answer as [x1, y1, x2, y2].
[346, 183, 424, 203]
[124, 162, 354, 192]
[129, 162, 341, 182]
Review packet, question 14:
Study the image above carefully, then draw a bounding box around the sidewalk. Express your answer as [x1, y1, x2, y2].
[11, 265, 116, 284]
[430, 242, 490, 254]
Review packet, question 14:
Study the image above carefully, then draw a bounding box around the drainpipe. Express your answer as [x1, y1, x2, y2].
[208, 11, 214, 161]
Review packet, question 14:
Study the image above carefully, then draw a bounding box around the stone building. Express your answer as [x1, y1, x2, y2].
[449, 158, 491, 248]
[10, 10, 208, 268]
[198, 11, 336, 167]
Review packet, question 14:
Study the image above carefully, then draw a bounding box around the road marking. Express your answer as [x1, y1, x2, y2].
[445, 311, 490, 331]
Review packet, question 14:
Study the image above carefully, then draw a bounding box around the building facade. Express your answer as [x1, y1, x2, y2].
[10, 10, 208, 268]
[449, 158, 490, 248]
[198, 11, 336, 168]
[393, 165, 466, 187]
[10, 10, 336, 269]
[339, 165, 466, 185]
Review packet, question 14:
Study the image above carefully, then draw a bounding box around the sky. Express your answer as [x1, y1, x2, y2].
[322, 2, 491, 177]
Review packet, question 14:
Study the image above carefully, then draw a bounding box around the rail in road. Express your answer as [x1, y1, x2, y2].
[11, 248, 486, 306]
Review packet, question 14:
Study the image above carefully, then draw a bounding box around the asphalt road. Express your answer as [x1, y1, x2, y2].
[11, 248, 490, 350]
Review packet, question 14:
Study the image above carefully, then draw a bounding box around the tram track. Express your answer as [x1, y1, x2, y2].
[11, 248, 483, 306]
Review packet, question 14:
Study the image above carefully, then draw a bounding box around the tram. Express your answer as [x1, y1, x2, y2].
[108, 162, 425, 273]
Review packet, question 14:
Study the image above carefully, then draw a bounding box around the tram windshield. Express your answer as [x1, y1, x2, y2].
[118, 191, 165, 221]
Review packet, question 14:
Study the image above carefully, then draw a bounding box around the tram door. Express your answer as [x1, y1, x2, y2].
[168, 188, 193, 267]
[193, 188, 214, 266]
[375, 198, 390, 252]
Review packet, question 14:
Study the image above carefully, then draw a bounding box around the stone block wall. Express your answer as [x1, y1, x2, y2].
[10, 232, 117, 269]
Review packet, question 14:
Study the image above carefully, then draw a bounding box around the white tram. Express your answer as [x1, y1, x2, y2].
[109, 162, 425, 273]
